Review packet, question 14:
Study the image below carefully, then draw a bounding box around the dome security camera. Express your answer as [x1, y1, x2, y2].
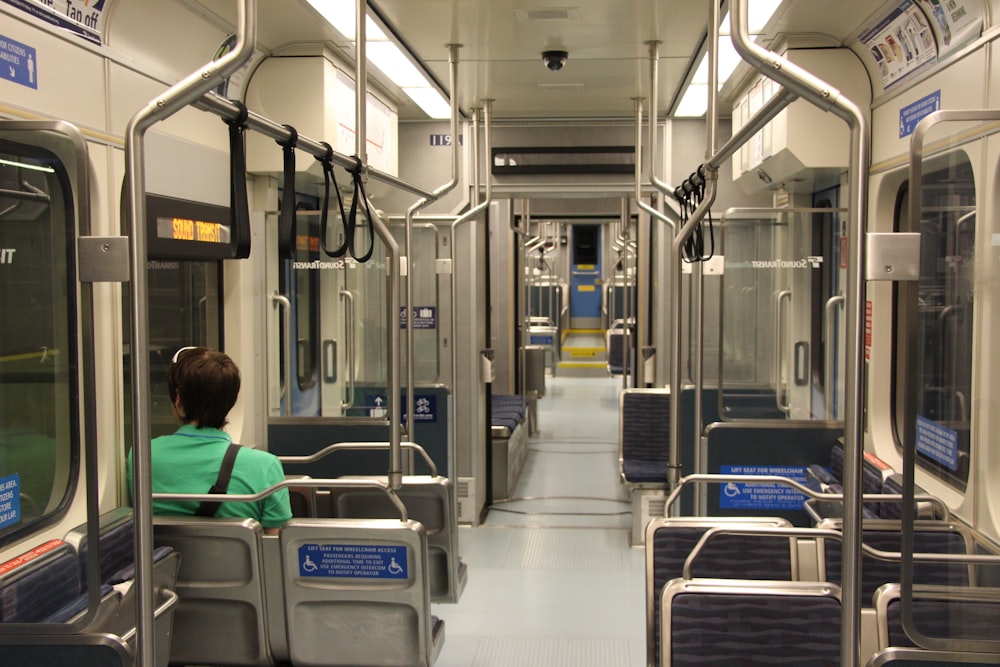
[542, 50, 568, 71]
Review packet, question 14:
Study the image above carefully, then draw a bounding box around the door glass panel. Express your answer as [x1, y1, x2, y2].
[267, 200, 389, 418]
[394, 224, 441, 384]
[718, 208, 846, 421]
[140, 261, 222, 436]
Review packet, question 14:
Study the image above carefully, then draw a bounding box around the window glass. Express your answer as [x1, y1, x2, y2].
[895, 155, 974, 487]
[0, 140, 77, 541]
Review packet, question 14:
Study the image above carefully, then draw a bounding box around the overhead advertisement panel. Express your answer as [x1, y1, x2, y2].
[1, 0, 112, 45]
[913, 0, 983, 58]
[859, 0, 938, 90]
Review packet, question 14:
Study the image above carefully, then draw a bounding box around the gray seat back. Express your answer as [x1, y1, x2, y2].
[326, 475, 467, 603]
[280, 517, 443, 667]
[153, 517, 271, 666]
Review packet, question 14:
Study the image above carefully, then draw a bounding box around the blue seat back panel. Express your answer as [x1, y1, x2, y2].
[669, 592, 841, 665]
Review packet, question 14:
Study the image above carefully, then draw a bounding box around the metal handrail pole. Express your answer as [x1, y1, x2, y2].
[730, 2, 870, 663]
[124, 3, 257, 665]
[155, 477, 409, 522]
[450, 101, 493, 414]
[404, 45, 461, 437]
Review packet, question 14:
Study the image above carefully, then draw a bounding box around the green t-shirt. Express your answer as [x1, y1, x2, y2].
[128, 424, 292, 529]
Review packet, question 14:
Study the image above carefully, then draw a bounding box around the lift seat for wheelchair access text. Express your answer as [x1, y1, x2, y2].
[280, 517, 444, 667]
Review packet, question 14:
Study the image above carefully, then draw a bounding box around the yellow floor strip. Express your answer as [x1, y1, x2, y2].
[564, 347, 603, 358]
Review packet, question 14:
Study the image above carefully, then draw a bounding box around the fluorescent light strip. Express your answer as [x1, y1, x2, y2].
[0, 157, 55, 173]
[305, 0, 451, 119]
[674, 1, 784, 117]
[403, 87, 452, 119]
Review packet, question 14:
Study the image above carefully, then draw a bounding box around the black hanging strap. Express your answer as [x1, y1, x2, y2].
[224, 101, 251, 259]
[347, 157, 376, 263]
[276, 125, 299, 260]
[194, 443, 242, 517]
[316, 141, 350, 257]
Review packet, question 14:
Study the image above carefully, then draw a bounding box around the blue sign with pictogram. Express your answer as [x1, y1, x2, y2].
[400, 306, 436, 329]
[0, 33, 37, 89]
[719, 465, 808, 510]
[916, 415, 958, 471]
[899, 90, 941, 138]
[0, 474, 21, 529]
[298, 543, 408, 579]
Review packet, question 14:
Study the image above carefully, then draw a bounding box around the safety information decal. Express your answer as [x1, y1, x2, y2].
[298, 544, 408, 579]
[0, 474, 21, 529]
[719, 465, 808, 511]
[399, 306, 436, 329]
[916, 415, 959, 471]
[0, 33, 37, 89]
[899, 90, 941, 138]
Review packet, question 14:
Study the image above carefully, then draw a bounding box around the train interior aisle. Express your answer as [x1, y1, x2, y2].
[434, 375, 645, 666]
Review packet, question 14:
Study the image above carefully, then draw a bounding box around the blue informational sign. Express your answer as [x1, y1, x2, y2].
[529, 334, 554, 345]
[406, 394, 437, 423]
[899, 90, 941, 138]
[400, 306, 436, 330]
[719, 465, 808, 511]
[365, 393, 437, 422]
[0, 33, 37, 89]
[0, 474, 21, 529]
[916, 415, 959, 471]
[298, 543, 408, 579]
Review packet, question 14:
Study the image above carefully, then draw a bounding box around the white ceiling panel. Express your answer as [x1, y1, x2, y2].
[187, 0, 895, 121]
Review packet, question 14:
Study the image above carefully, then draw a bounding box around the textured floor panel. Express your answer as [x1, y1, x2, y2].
[435, 375, 645, 666]
[505, 526, 630, 570]
[471, 636, 635, 667]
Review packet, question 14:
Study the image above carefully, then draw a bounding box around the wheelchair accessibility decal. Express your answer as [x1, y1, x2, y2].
[298, 544, 408, 579]
[719, 465, 808, 511]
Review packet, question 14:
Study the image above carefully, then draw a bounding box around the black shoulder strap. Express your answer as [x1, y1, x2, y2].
[195, 443, 242, 517]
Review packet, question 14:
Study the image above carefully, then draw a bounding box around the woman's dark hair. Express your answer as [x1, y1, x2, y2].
[168, 347, 240, 429]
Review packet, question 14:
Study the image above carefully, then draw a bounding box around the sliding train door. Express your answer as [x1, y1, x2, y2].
[719, 206, 846, 421]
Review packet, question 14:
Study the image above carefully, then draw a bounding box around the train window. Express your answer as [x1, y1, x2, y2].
[893, 155, 974, 488]
[123, 261, 223, 439]
[572, 224, 599, 265]
[0, 140, 78, 542]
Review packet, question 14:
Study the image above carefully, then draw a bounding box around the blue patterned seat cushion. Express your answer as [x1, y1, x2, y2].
[651, 526, 794, 666]
[621, 392, 669, 483]
[669, 591, 841, 665]
[0, 541, 80, 623]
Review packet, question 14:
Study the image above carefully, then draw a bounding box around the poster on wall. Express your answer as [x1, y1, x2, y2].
[2, 0, 112, 45]
[913, 0, 983, 58]
[860, 0, 938, 90]
[335, 69, 396, 175]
